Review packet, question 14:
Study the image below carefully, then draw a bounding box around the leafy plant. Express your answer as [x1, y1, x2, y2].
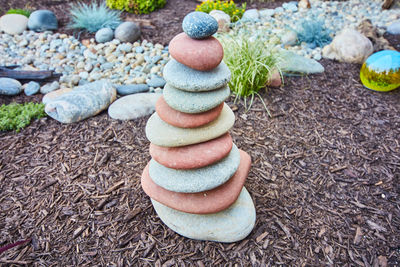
[0, 102, 47, 132]
[196, 0, 246, 22]
[68, 1, 122, 33]
[106, 0, 166, 14]
[6, 8, 32, 18]
[218, 30, 281, 113]
[295, 19, 332, 48]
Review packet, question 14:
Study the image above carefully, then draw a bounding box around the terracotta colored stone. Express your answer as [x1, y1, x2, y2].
[150, 133, 232, 169]
[156, 96, 224, 128]
[169, 32, 224, 71]
[142, 150, 251, 214]
[267, 68, 282, 88]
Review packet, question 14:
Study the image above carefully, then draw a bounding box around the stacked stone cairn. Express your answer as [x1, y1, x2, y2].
[141, 12, 256, 243]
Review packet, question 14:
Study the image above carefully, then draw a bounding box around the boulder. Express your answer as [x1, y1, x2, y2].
[0, 14, 28, 35]
[42, 88, 74, 104]
[28, 10, 58, 32]
[0, 78, 22, 95]
[280, 50, 324, 74]
[108, 93, 161, 120]
[95, 28, 114, 43]
[114, 22, 140, 43]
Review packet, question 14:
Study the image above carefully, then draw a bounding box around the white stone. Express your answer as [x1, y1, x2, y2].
[108, 93, 161, 120]
[0, 14, 28, 35]
[209, 10, 231, 33]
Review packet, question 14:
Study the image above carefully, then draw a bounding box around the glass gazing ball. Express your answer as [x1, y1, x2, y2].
[360, 50, 400, 92]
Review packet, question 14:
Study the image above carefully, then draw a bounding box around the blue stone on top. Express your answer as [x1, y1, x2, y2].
[149, 144, 240, 193]
[182, 11, 218, 39]
[163, 83, 230, 113]
[163, 59, 231, 92]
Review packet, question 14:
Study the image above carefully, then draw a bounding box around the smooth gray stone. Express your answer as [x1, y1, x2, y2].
[151, 187, 256, 243]
[163, 59, 231, 92]
[24, 81, 40, 96]
[147, 76, 166, 88]
[28, 10, 58, 32]
[108, 92, 161, 120]
[40, 81, 59, 94]
[115, 22, 140, 43]
[116, 84, 149, 95]
[387, 21, 400, 35]
[145, 103, 234, 147]
[45, 80, 116, 123]
[0, 78, 22, 95]
[149, 144, 240, 193]
[163, 83, 230, 113]
[95, 28, 114, 43]
[280, 50, 324, 74]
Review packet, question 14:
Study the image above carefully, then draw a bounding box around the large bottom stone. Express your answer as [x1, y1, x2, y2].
[146, 103, 234, 147]
[156, 96, 224, 128]
[151, 187, 256, 243]
[142, 150, 251, 214]
[149, 133, 232, 169]
[149, 144, 240, 193]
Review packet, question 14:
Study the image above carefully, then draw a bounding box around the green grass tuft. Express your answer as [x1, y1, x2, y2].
[67, 1, 122, 33]
[6, 8, 32, 18]
[0, 102, 47, 132]
[218, 30, 281, 113]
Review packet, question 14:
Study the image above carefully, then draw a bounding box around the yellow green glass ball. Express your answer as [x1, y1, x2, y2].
[360, 50, 400, 92]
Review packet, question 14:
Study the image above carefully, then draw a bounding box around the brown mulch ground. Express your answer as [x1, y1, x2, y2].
[1, 0, 400, 266]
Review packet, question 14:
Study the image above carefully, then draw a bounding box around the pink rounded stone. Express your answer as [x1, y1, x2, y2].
[150, 133, 232, 170]
[141, 150, 251, 214]
[156, 96, 224, 128]
[169, 32, 224, 71]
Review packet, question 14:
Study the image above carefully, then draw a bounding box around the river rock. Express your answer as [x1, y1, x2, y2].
[242, 9, 260, 21]
[115, 22, 140, 43]
[280, 50, 324, 74]
[209, 10, 230, 33]
[143, 149, 250, 213]
[0, 78, 22, 95]
[45, 80, 116, 123]
[156, 96, 224, 128]
[149, 144, 240, 193]
[40, 81, 59, 94]
[42, 88, 74, 104]
[169, 32, 223, 71]
[322, 29, 373, 64]
[147, 75, 166, 88]
[116, 84, 149, 95]
[108, 92, 161, 120]
[150, 132, 232, 169]
[387, 20, 400, 35]
[0, 14, 28, 35]
[24, 81, 40, 96]
[146, 103, 234, 147]
[182, 11, 218, 39]
[95, 28, 114, 43]
[163, 59, 231, 92]
[163, 83, 230, 114]
[28, 10, 58, 32]
[151, 187, 256, 242]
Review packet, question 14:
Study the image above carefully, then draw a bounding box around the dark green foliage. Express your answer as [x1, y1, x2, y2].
[6, 8, 32, 18]
[0, 102, 47, 132]
[296, 19, 332, 48]
[106, 0, 166, 14]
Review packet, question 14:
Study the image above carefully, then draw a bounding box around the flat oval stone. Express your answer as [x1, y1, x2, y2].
[163, 83, 230, 114]
[149, 144, 240, 193]
[163, 59, 231, 92]
[156, 96, 223, 128]
[150, 133, 232, 169]
[182, 11, 218, 39]
[0, 14, 28, 35]
[169, 32, 223, 71]
[108, 93, 161, 120]
[143, 150, 251, 214]
[151, 186, 256, 242]
[146, 103, 234, 147]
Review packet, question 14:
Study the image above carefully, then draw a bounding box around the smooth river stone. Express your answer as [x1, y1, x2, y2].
[150, 133, 232, 169]
[156, 96, 224, 128]
[151, 187, 256, 242]
[182, 11, 218, 39]
[142, 150, 251, 214]
[163, 59, 231, 92]
[149, 144, 240, 193]
[169, 32, 223, 71]
[163, 83, 230, 114]
[145, 103, 234, 147]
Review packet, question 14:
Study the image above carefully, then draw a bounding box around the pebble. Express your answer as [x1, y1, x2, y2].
[151, 187, 256, 242]
[24, 81, 40, 96]
[40, 81, 59, 94]
[163, 83, 230, 114]
[116, 84, 149, 95]
[28, 10, 58, 32]
[147, 75, 166, 88]
[163, 59, 231, 92]
[145, 103, 234, 147]
[142, 150, 250, 214]
[0, 78, 22, 95]
[280, 50, 324, 74]
[387, 20, 400, 35]
[108, 92, 161, 120]
[95, 28, 114, 43]
[182, 11, 218, 39]
[149, 144, 240, 193]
